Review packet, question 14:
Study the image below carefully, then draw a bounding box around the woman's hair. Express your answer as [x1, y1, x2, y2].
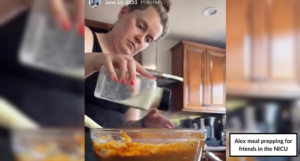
[127, 0, 172, 39]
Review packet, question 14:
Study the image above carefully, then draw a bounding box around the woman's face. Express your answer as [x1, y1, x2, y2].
[113, 6, 163, 56]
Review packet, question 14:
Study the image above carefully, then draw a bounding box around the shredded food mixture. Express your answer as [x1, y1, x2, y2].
[92, 131, 205, 161]
[15, 133, 84, 161]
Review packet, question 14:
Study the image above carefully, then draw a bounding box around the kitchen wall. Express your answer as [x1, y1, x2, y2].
[140, 39, 178, 74]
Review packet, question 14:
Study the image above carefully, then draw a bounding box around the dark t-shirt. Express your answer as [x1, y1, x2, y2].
[0, 10, 83, 127]
[84, 28, 131, 161]
[84, 28, 130, 128]
[0, 9, 83, 161]
[0, 9, 129, 127]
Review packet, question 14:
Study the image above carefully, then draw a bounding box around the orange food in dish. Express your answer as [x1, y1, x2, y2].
[14, 133, 84, 161]
[92, 131, 205, 161]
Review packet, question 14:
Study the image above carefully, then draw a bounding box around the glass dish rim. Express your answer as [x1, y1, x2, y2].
[90, 128, 207, 133]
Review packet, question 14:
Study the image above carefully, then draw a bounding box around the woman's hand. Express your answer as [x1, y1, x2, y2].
[91, 53, 155, 85]
[46, 0, 84, 35]
[143, 109, 175, 128]
[126, 77, 141, 96]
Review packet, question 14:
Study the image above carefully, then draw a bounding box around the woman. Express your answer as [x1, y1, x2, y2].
[91, 0, 99, 8]
[84, 0, 175, 129]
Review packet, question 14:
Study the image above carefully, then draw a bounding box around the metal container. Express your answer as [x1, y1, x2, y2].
[206, 117, 216, 140]
[200, 118, 206, 130]
[222, 115, 226, 129]
[90, 128, 206, 161]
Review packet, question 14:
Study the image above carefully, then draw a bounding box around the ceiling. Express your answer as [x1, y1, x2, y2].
[85, 0, 226, 48]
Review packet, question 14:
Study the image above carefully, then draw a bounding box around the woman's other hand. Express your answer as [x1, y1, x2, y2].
[143, 109, 175, 129]
[91, 53, 154, 85]
[46, 0, 84, 35]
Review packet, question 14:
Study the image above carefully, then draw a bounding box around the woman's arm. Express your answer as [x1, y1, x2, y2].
[85, 53, 98, 78]
[84, 26, 97, 78]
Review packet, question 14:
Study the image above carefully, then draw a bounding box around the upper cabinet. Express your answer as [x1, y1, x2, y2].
[226, 0, 258, 92]
[206, 49, 226, 112]
[171, 41, 226, 114]
[257, 0, 300, 95]
[226, 0, 300, 98]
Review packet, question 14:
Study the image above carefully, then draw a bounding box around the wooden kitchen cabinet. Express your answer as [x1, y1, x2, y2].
[206, 49, 226, 112]
[226, 0, 261, 94]
[255, 0, 300, 95]
[171, 41, 226, 113]
[226, 0, 252, 82]
[226, 0, 300, 98]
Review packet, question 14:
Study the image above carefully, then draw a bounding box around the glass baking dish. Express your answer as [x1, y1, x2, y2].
[90, 128, 206, 161]
[11, 128, 84, 161]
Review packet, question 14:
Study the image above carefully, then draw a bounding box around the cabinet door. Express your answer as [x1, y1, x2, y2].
[264, 0, 297, 81]
[298, 0, 300, 83]
[183, 44, 206, 111]
[226, 0, 260, 94]
[258, 0, 300, 94]
[206, 49, 226, 113]
[226, 0, 250, 82]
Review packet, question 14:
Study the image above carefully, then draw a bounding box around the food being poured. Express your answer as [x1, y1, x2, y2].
[92, 130, 205, 161]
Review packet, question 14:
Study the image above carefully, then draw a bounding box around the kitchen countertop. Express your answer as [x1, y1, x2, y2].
[204, 146, 226, 152]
